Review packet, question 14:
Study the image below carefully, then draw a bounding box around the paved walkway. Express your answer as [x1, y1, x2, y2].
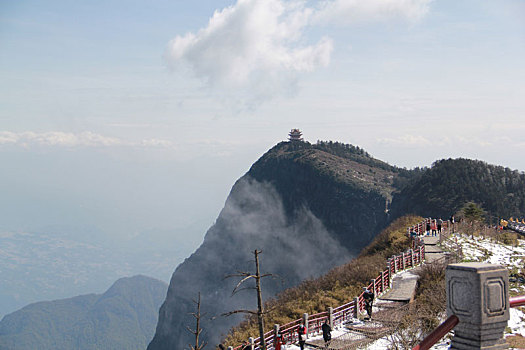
[378, 235, 445, 303]
[423, 235, 446, 263]
[303, 235, 448, 349]
[379, 270, 419, 302]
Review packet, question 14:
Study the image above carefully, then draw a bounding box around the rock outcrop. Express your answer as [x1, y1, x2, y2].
[148, 142, 405, 349]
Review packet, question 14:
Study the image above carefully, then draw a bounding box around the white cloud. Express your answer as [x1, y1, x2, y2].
[0, 131, 19, 145]
[314, 0, 432, 25]
[377, 134, 432, 147]
[165, 0, 431, 106]
[165, 0, 332, 104]
[0, 131, 175, 149]
[22, 131, 123, 147]
[141, 138, 173, 148]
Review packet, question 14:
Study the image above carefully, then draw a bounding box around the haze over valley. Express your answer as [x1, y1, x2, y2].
[0, 0, 524, 348]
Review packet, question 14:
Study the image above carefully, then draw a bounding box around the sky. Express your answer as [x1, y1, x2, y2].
[1, 0, 524, 252]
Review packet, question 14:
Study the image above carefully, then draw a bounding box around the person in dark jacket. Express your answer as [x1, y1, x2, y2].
[363, 287, 375, 320]
[321, 319, 331, 348]
[297, 323, 307, 350]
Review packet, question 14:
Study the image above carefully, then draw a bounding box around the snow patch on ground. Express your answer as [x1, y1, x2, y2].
[442, 234, 525, 341]
[280, 234, 525, 349]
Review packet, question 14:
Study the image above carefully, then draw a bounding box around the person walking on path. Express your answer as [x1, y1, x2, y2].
[363, 287, 375, 320]
[426, 219, 431, 235]
[430, 219, 437, 236]
[297, 323, 307, 350]
[321, 319, 331, 348]
[437, 218, 443, 233]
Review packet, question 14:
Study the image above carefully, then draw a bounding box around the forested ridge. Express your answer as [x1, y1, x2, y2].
[390, 158, 525, 221]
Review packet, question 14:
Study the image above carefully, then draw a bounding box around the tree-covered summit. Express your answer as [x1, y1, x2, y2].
[390, 158, 525, 222]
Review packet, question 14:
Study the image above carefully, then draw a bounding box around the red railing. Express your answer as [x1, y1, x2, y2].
[333, 302, 354, 325]
[308, 311, 329, 335]
[234, 219, 430, 350]
[510, 295, 525, 308]
[412, 315, 459, 350]
[279, 319, 302, 344]
[252, 329, 274, 350]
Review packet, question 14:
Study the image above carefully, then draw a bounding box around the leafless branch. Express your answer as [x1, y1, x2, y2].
[222, 309, 258, 317]
[231, 286, 257, 295]
[231, 275, 256, 295]
[224, 271, 254, 279]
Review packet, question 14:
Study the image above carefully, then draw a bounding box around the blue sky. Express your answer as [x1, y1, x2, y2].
[1, 0, 524, 248]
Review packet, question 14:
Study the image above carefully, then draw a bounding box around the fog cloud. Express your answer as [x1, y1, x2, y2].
[160, 176, 354, 347]
[219, 176, 351, 281]
[165, 0, 431, 105]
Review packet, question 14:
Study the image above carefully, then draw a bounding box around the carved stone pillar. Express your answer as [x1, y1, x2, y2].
[446, 263, 509, 350]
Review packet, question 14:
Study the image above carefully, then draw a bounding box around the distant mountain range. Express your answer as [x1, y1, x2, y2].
[0, 275, 167, 350]
[0, 226, 199, 318]
[148, 140, 525, 349]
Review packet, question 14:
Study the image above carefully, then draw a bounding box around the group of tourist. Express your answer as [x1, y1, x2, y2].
[426, 218, 443, 236]
[410, 217, 450, 237]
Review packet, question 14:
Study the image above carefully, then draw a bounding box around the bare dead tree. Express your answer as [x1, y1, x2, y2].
[223, 249, 274, 350]
[187, 292, 207, 350]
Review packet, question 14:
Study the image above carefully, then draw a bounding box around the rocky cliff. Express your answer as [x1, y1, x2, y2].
[148, 141, 410, 349]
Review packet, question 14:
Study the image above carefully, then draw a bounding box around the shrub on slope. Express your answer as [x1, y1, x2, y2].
[223, 215, 423, 347]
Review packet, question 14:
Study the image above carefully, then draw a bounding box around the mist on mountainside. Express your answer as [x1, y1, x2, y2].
[149, 141, 397, 349]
